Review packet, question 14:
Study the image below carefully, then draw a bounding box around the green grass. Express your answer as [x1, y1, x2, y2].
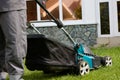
[10, 47, 120, 80]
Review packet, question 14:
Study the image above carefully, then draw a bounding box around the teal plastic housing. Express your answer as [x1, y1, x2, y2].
[74, 44, 94, 69]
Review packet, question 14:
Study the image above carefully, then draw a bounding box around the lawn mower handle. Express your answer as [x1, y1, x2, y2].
[34, 0, 77, 45]
[35, 0, 77, 46]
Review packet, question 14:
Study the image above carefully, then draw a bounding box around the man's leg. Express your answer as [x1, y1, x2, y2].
[0, 10, 27, 80]
[0, 26, 8, 80]
[0, 26, 5, 72]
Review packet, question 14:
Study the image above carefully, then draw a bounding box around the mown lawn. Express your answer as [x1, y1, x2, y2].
[8, 47, 120, 80]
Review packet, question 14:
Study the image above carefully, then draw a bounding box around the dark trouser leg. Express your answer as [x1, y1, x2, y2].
[0, 27, 5, 72]
[0, 25, 7, 80]
[0, 10, 27, 80]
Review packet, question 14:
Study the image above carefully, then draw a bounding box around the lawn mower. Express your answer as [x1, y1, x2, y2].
[25, 0, 112, 76]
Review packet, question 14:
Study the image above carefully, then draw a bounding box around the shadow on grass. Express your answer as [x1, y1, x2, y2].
[23, 70, 78, 80]
[24, 73, 58, 80]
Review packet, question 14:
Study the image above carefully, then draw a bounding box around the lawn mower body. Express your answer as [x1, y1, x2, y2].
[26, 34, 111, 74]
[25, 0, 112, 75]
[74, 44, 104, 69]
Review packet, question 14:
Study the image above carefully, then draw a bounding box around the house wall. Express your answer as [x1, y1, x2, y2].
[27, 24, 97, 47]
[26, 0, 98, 47]
[82, 0, 97, 23]
[26, 0, 120, 47]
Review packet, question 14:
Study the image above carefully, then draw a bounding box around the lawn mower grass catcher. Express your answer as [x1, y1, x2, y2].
[25, 0, 112, 76]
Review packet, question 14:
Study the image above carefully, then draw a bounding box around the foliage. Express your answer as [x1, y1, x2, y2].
[74, 5, 82, 19]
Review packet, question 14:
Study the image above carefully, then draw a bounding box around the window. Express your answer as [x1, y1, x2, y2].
[117, 1, 120, 32]
[40, 0, 59, 20]
[100, 2, 110, 34]
[62, 0, 82, 20]
[40, 0, 82, 21]
[26, 0, 82, 26]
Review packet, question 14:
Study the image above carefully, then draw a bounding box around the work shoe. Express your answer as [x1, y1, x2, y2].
[9, 75, 24, 80]
[0, 72, 8, 80]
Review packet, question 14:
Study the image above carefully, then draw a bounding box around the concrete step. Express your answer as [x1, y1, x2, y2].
[94, 37, 120, 47]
